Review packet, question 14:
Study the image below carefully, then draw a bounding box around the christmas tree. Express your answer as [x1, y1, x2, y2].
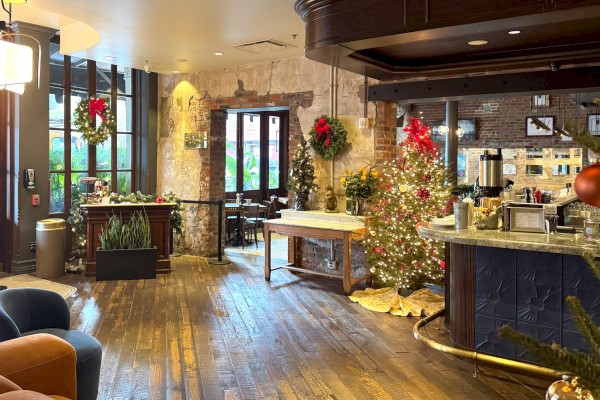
[364, 116, 450, 289]
[286, 135, 318, 194]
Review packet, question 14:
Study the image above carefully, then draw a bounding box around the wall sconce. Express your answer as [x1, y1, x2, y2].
[0, 1, 41, 94]
[456, 127, 465, 138]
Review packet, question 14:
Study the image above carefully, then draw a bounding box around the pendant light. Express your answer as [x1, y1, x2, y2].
[0, 0, 40, 94]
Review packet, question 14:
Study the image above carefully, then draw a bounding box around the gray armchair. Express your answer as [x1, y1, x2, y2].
[0, 288, 102, 400]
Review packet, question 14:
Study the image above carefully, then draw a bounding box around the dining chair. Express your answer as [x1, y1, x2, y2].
[262, 200, 276, 219]
[241, 204, 259, 249]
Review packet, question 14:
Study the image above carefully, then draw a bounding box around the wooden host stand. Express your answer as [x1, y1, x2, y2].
[80, 203, 175, 277]
[263, 216, 370, 294]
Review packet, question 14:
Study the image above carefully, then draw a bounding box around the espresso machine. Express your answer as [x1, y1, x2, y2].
[478, 149, 503, 198]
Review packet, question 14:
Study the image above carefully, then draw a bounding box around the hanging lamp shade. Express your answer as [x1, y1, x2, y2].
[0, 40, 33, 86]
[3, 0, 28, 3]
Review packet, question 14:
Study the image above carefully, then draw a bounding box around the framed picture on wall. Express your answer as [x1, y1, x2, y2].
[587, 114, 600, 136]
[531, 95, 550, 108]
[526, 116, 554, 137]
[430, 119, 477, 141]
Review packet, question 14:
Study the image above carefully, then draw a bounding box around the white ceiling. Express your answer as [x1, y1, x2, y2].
[8, 0, 306, 74]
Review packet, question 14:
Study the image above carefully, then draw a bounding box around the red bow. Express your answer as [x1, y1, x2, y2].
[403, 117, 438, 156]
[89, 98, 107, 122]
[315, 117, 332, 147]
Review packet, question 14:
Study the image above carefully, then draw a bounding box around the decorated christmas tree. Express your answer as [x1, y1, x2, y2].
[287, 135, 318, 194]
[364, 116, 450, 289]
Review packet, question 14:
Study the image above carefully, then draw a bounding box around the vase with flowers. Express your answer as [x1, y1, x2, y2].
[340, 166, 378, 215]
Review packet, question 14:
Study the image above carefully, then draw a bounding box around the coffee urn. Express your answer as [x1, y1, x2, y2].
[479, 149, 503, 197]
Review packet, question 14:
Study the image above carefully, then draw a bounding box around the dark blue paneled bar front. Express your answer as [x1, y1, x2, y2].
[418, 226, 600, 364]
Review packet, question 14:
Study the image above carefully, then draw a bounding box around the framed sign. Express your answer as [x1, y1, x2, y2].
[526, 116, 554, 137]
[587, 114, 600, 136]
[531, 95, 550, 108]
[430, 119, 477, 141]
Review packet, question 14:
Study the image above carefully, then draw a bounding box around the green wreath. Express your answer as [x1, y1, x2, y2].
[308, 115, 347, 160]
[73, 97, 116, 146]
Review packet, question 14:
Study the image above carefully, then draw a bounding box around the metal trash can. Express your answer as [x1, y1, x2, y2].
[36, 218, 66, 279]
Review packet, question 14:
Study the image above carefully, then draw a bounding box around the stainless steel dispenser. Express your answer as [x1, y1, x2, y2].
[479, 149, 503, 197]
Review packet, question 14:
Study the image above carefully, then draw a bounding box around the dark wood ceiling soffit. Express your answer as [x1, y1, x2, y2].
[368, 67, 600, 104]
[295, 0, 600, 82]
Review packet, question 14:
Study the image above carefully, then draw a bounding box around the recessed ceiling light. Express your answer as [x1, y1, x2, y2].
[104, 56, 114, 61]
[508, 30, 521, 35]
[214, 52, 224, 56]
[468, 40, 489, 46]
[175, 58, 187, 63]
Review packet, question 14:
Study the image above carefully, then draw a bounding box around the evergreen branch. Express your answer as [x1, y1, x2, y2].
[582, 252, 600, 282]
[499, 326, 600, 395]
[566, 296, 600, 363]
[563, 121, 600, 154]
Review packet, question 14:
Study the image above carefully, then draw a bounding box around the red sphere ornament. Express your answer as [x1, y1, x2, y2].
[574, 163, 600, 207]
[156, 196, 164, 204]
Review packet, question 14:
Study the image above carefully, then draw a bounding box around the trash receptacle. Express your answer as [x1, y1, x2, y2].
[36, 218, 66, 279]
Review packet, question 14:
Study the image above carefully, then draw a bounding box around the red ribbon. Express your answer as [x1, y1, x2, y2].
[315, 117, 332, 147]
[89, 98, 107, 122]
[403, 117, 438, 156]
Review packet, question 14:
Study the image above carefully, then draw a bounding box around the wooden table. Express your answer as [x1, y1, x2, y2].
[80, 203, 174, 277]
[263, 218, 370, 294]
[225, 203, 267, 246]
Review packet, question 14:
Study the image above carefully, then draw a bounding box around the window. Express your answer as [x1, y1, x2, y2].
[225, 110, 288, 201]
[49, 39, 136, 214]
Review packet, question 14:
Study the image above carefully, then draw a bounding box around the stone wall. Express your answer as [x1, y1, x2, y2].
[157, 57, 381, 256]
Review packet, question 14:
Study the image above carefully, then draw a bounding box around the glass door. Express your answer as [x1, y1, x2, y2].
[225, 110, 288, 203]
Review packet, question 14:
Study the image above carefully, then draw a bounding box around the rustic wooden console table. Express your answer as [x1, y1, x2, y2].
[263, 217, 370, 294]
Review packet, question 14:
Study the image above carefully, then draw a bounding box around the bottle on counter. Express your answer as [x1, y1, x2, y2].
[525, 187, 532, 203]
[534, 188, 542, 204]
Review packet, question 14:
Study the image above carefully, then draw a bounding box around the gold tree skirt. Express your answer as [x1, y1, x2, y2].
[349, 287, 444, 316]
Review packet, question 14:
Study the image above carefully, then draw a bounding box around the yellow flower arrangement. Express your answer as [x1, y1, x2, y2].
[340, 166, 378, 200]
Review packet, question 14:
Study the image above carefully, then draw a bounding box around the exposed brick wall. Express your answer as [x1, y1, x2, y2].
[374, 101, 398, 163]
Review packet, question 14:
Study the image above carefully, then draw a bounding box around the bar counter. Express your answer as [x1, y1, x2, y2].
[418, 225, 600, 362]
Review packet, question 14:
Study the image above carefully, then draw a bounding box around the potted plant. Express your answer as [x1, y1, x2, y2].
[340, 166, 378, 215]
[96, 210, 157, 281]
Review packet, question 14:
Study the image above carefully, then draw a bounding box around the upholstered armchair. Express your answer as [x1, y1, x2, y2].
[0, 289, 102, 400]
[0, 333, 77, 399]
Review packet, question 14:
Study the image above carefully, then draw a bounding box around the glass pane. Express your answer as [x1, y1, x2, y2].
[71, 172, 88, 205]
[96, 137, 112, 170]
[117, 66, 132, 95]
[225, 113, 237, 192]
[71, 132, 89, 170]
[49, 131, 64, 171]
[49, 87, 64, 129]
[50, 173, 65, 213]
[71, 90, 88, 130]
[49, 42, 64, 85]
[70, 57, 88, 89]
[117, 171, 132, 195]
[117, 95, 132, 132]
[268, 116, 280, 189]
[243, 113, 260, 191]
[96, 62, 112, 92]
[117, 134, 132, 169]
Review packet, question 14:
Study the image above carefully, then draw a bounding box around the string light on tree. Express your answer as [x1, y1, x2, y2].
[287, 135, 318, 193]
[364, 117, 451, 289]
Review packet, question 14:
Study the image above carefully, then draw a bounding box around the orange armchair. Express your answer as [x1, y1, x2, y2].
[0, 334, 76, 400]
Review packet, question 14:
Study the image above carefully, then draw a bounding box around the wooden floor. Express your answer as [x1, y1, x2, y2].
[54, 237, 552, 400]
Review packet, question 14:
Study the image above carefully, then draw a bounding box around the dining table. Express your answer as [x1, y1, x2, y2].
[224, 202, 267, 246]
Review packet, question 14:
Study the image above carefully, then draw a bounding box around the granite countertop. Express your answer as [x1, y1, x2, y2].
[269, 209, 366, 232]
[418, 225, 600, 257]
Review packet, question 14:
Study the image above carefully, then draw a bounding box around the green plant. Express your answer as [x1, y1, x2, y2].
[340, 166, 378, 200]
[98, 210, 152, 250]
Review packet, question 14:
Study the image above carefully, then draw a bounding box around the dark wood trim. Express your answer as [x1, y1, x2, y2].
[369, 67, 600, 103]
[446, 242, 476, 349]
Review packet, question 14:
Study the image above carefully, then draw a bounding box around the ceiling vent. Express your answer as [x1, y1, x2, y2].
[232, 39, 293, 54]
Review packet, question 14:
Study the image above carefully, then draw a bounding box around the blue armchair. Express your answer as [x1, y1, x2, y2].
[0, 288, 102, 400]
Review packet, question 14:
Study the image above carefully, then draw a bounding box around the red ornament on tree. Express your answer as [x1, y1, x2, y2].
[417, 188, 431, 202]
[574, 163, 600, 207]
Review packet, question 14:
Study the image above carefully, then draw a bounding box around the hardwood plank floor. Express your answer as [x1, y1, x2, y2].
[55, 237, 551, 400]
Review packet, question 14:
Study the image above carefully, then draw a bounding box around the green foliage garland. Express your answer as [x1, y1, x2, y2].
[308, 115, 348, 160]
[73, 97, 116, 146]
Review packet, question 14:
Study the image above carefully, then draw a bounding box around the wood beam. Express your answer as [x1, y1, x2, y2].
[368, 67, 600, 103]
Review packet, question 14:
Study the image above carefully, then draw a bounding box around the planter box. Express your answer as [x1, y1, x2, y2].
[96, 247, 157, 281]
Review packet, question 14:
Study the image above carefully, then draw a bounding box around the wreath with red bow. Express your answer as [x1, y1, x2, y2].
[73, 98, 116, 146]
[308, 115, 348, 160]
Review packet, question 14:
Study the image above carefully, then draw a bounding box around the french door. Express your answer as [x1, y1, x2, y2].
[225, 110, 289, 203]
